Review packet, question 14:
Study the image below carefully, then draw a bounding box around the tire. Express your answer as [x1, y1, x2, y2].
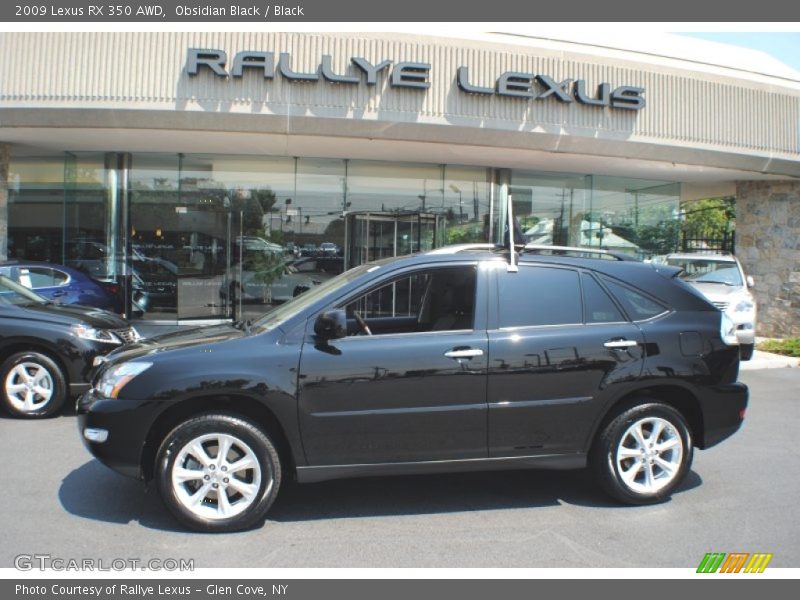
[155, 413, 282, 533]
[740, 343, 755, 361]
[591, 401, 693, 505]
[0, 351, 67, 418]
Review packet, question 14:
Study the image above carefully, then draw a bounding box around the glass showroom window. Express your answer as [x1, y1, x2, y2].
[510, 170, 681, 259]
[443, 165, 492, 246]
[590, 177, 681, 259]
[7, 156, 67, 264]
[510, 170, 591, 249]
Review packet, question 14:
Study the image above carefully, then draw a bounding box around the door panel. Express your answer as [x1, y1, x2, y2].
[487, 323, 644, 456]
[487, 265, 645, 457]
[297, 263, 489, 466]
[298, 331, 489, 466]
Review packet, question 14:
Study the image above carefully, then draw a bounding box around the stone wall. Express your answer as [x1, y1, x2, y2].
[736, 181, 800, 338]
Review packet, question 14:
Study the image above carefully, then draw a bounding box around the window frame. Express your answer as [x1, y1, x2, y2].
[580, 271, 629, 326]
[598, 275, 672, 323]
[310, 261, 488, 340]
[489, 263, 586, 331]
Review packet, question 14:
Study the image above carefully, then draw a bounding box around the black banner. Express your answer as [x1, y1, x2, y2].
[1, 0, 799, 22]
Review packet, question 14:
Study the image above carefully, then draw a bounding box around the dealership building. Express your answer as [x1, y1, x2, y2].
[0, 32, 798, 335]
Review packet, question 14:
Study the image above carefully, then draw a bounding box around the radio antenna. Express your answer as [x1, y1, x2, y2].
[507, 194, 518, 273]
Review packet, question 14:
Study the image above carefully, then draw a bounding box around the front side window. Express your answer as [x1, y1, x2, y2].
[497, 266, 582, 328]
[343, 266, 477, 335]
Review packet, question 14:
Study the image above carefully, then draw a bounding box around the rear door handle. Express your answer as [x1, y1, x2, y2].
[604, 339, 638, 349]
[444, 348, 484, 359]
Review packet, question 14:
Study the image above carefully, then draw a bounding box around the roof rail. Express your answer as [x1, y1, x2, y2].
[522, 244, 638, 261]
[426, 243, 497, 255]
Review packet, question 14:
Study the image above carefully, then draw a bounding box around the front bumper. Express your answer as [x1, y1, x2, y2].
[76, 390, 159, 479]
[698, 382, 749, 449]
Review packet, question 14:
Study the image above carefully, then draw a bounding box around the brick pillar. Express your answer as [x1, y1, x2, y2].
[0, 143, 10, 262]
[736, 181, 800, 338]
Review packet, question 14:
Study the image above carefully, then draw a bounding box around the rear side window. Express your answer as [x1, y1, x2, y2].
[602, 277, 668, 321]
[497, 266, 581, 328]
[582, 273, 625, 323]
[19, 267, 60, 289]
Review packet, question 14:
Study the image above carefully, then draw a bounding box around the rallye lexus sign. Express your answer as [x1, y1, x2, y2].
[187, 49, 646, 110]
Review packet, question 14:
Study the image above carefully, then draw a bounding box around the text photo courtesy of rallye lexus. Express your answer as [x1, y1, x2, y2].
[78, 236, 748, 532]
[0, 275, 139, 418]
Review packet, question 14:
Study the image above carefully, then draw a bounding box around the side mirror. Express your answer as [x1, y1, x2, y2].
[314, 309, 347, 341]
[746, 275, 755, 288]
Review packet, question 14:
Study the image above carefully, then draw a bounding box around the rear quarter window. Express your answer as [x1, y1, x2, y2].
[601, 277, 669, 321]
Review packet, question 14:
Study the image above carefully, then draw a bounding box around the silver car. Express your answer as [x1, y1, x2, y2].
[663, 253, 756, 360]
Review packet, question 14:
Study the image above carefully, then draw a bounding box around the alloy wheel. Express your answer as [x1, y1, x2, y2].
[4, 362, 54, 413]
[615, 417, 684, 494]
[171, 433, 265, 520]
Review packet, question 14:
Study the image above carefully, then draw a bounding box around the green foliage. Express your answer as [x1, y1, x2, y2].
[683, 197, 735, 239]
[757, 338, 800, 358]
[235, 188, 277, 236]
[446, 223, 484, 244]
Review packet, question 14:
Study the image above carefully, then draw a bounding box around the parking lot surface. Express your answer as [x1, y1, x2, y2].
[1, 368, 798, 568]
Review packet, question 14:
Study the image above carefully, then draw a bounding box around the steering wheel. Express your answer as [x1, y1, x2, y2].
[353, 311, 373, 336]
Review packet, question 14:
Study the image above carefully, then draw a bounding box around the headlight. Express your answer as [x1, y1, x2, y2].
[72, 324, 122, 345]
[733, 300, 755, 312]
[720, 313, 739, 346]
[97, 362, 152, 398]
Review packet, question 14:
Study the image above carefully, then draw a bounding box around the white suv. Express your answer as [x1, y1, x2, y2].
[662, 253, 756, 360]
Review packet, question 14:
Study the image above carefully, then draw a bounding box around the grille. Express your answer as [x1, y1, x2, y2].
[712, 301, 729, 311]
[113, 327, 140, 344]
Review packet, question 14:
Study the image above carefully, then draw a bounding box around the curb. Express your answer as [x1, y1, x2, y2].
[740, 350, 800, 370]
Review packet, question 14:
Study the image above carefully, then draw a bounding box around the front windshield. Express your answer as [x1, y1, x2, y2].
[667, 258, 743, 286]
[0, 274, 49, 306]
[252, 263, 375, 332]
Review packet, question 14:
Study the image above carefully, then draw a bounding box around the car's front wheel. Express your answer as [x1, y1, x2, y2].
[155, 413, 282, 532]
[0, 351, 67, 418]
[591, 401, 693, 504]
[740, 343, 755, 361]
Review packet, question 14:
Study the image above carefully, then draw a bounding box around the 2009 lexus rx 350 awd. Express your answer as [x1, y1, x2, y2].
[78, 245, 748, 532]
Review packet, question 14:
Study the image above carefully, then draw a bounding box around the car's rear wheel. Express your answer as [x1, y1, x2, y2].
[0, 351, 67, 418]
[740, 343, 755, 361]
[155, 413, 281, 532]
[591, 401, 693, 504]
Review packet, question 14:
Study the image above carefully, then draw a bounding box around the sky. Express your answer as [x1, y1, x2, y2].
[679, 32, 800, 73]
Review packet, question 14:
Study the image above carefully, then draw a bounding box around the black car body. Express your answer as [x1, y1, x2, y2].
[78, 245, 748, 531]
[0, 275, 138, 417]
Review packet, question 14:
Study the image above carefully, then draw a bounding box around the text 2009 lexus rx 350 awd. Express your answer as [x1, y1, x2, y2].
[78, 245, 748, 532]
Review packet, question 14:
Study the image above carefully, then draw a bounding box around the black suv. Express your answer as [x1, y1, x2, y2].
[78, 245, 748, 532]
[0, 275, 137, 418]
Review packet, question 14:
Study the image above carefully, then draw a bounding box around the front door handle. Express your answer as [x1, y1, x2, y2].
[604, 339, 638, 349]
[444, 348, 484, 359]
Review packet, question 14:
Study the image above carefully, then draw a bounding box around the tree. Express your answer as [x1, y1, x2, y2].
[233, 188, 277, 236]
[682, 197, 735, 241]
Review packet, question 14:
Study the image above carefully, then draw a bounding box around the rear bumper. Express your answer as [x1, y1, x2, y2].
[699, 382, 749, 449]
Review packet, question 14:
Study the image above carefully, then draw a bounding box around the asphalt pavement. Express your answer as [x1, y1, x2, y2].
[1, 368, 798, 569]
